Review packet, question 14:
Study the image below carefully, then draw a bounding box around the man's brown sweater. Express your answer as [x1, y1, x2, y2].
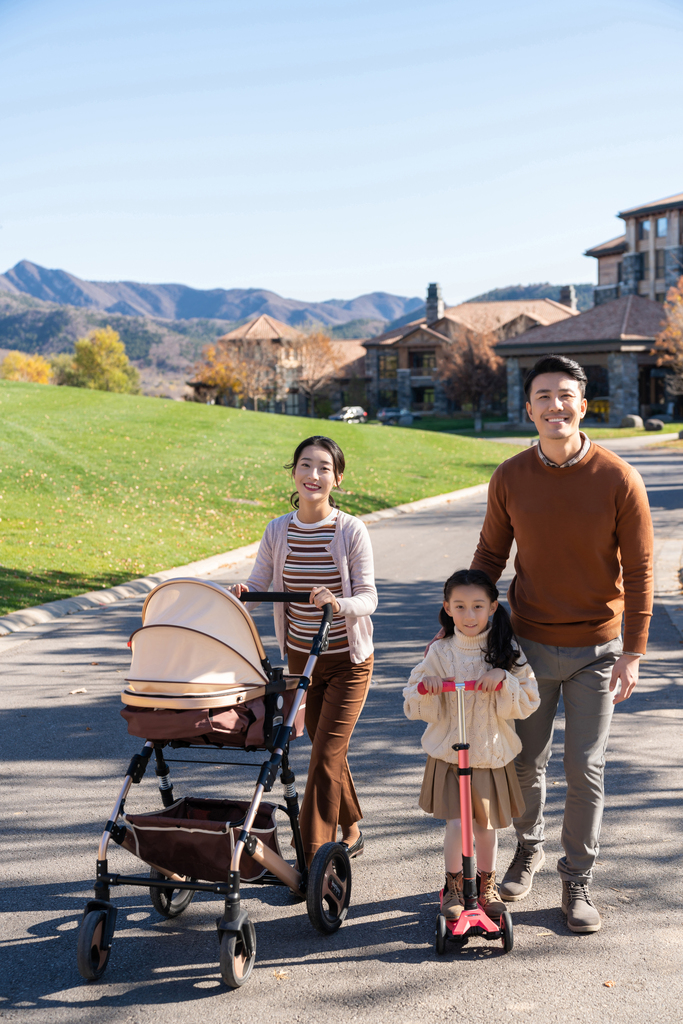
[470, 442, 654, 653]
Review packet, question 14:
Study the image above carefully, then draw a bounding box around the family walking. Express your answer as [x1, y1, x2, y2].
[234, 353, 654, 937]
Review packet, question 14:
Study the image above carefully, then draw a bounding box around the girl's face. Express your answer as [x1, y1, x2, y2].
[444, 585, 497, 636]
[292, 445, 342, 506]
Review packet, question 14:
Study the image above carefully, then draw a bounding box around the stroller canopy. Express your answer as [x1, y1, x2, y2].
[122, 579, 270, 710]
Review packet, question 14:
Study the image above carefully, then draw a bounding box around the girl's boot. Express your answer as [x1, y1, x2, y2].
[478, 870, 506, 918]
[442, 871, 464, 920]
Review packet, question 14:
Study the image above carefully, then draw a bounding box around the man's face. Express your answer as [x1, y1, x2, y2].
[525, 373, 587, 440]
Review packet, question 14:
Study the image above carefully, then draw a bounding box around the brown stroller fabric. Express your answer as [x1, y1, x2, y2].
[123, 797, 281, 883]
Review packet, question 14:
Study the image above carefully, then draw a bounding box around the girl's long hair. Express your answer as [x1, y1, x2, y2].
[285, 435, 346, 510]
[439, 569, 521, 671]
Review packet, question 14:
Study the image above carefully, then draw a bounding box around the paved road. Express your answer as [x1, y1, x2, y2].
[2, 444, 682, 1024]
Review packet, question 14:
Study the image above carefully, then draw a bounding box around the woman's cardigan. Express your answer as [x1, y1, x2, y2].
[403, 629, 540, 768]
[245, 509, 377, 664]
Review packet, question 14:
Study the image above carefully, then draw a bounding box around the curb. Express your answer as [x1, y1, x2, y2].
[0, 483, 490, 636]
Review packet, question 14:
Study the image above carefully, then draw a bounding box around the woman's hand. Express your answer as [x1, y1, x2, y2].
[309, 586, 341, 614]
[475, 668, 506, 692]
[421, 676, 443, 695]
[229, 584, 249, 599]
[424, 628, 445, 656]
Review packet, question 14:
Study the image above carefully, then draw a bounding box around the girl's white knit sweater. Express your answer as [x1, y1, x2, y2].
[402, 629, 540, 769]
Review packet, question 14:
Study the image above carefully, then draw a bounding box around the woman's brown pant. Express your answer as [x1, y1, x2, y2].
[286, 647, 373, 861]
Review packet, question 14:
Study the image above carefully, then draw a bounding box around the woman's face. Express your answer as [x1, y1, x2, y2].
[444, 585, 497, 636]
[292, 445, 342, 506]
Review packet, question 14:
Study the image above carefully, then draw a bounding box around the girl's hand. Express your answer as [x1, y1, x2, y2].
[475, 668, 506, 692]
[229, 584, 249, 599]
[421, 676, 443, 695]
[310, 586, 341, 614]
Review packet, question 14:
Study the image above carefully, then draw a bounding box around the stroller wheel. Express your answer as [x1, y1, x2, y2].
[149, 869, 196, 918]
[435, 914, 448, 955]
[219, 919, 256, 988]
[76, 910, 111, 980]
[501, 911, 514, 953]
[306, 842, 351, 935]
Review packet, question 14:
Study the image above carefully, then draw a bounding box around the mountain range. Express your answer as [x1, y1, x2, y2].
[0, 261, 422, 328]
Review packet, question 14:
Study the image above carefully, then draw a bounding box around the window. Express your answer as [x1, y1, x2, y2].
[657, 216, 668, 238]
[641, 252, 650, 279]
[378, 388, 398, 407]
[617, 262, 623, 283]
[656, 249, 666, 278]
[411, 386, 435, 411]
[409, 350, 436, 372]
[378, 352, 398, 379]
[639, 219, 650, 240]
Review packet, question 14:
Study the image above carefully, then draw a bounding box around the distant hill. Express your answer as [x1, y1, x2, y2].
[0, 260, 422, 327]
[467, 283, 594, 311]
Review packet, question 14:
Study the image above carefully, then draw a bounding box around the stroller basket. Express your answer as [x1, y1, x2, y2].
[123, 797, 281, 883]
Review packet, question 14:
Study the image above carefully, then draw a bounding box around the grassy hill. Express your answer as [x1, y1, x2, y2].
[0, 381, 522, 614]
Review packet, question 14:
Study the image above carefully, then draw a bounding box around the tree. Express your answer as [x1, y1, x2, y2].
[654, 276, 683, 397]
[437, 328, 505, 430]
[194, 338, 279, 410]
[0, 350, 52, 384]
[50, 327, 140, 393]
[293, 330, 343, 416]
[192, 343, 242, 402]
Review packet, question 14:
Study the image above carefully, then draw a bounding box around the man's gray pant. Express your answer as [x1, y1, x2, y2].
[514, 637, 622, 884]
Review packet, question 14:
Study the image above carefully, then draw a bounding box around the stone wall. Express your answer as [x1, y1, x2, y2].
[607, 351, 639, 424]
[620, 252, 641, 295]
[506, 357, 523, 422]
[593, 284, 620, 306]
[665, 247, 683, 291]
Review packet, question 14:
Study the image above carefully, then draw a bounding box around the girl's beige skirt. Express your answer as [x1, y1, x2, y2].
[419, 756, 524, 829]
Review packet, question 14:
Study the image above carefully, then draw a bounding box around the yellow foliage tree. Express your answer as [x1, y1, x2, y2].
[0, 350, 52, 384]
[654, 276, 683, 396]
[53, 327, 140, 393]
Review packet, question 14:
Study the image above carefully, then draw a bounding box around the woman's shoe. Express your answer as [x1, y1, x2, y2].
[341, 831, 364, 858]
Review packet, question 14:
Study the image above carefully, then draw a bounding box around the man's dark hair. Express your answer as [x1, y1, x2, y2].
[523, 355, 588, 400]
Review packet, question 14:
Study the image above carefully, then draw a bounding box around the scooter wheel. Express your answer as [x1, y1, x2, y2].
[76, 910, 111, 980]
[306, 842, 351, 935]
[149, 868, 196, 918]
[435, 914, 448, 955]
[220, 919, 256, 988]
[501, 911, 514, 953]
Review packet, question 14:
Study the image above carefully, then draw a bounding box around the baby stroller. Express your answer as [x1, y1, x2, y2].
[76, 578, 352, 988]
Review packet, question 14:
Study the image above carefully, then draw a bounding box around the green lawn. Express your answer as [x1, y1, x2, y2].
[0, 381, 524, 615]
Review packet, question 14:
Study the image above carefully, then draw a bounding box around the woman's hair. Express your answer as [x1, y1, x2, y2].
[439, 569, 521, 671]
[285, 435, 346, 510]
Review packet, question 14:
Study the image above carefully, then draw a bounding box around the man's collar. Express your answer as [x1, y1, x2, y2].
[536, 431, 591, 469]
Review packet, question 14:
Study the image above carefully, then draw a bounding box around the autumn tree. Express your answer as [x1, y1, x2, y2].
[51, 327, 140, 393]
[193, 338, 279, 410]
[654, 275, 683, 396]
[0, 350, 52, 384]
[437, 328, 505, 430]
[293, 330, 342, 416]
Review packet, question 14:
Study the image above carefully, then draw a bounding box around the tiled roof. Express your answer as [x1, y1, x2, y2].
[363, 317, 426, 346]
[439, 299, 577, 334]
[584, 235, 628, 258]
[618, 191, 683, 219]
[496, 295, 665, 349]
[217, 313, 302, 342]
[330, 339, 367, 376]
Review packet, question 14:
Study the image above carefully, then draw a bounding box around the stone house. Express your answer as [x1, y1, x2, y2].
[363, 283, 578, 414]
[585, 191, 683, 306]
[497, 294, 671, 424]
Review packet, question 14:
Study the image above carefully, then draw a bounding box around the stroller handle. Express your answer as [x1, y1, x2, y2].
[239, 591, 313, 604]
[417, 678, 503, 694]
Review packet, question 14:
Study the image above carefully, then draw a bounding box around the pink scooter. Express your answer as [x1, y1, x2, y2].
[416, 679, 513, 955]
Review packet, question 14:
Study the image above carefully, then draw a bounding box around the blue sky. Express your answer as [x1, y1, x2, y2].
[1, 0, 683, 303]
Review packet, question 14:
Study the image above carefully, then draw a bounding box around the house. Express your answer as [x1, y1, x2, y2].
[497, 294, 671, 424]
[586, 191, 683, 305]
[363, 283, 578, 414]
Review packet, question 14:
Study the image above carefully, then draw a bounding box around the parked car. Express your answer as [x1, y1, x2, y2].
[377, 407, 412, 425]
[328, 406, 367, 423]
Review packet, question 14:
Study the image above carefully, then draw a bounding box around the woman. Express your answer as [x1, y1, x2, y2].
[231, 435, 377, 864]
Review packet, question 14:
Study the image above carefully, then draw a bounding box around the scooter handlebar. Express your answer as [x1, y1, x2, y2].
[416, 678, 503, 694]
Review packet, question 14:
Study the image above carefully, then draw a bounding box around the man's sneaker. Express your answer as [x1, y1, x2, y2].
[499, 842, 546, 902]
[478, 870, 506, 919]
[441, 871, 464, 920]
[561, 881, 601, 933]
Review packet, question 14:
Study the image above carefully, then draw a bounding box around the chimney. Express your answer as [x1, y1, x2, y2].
[425, 282, 444, 324]
[559, 285, 577, 311]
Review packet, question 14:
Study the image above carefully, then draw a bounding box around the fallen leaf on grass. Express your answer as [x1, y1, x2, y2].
[69, 688, 87, 694]
[273, 969, 289, 981]
[604, 980, 615, 988]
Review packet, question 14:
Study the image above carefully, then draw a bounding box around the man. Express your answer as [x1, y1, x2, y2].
[470, 354, 653, 933]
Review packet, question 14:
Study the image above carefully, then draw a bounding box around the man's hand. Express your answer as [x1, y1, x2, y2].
[609, 654, 640, 704]
[424, 628, 445, 656]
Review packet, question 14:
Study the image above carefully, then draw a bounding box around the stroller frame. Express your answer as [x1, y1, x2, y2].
[78, 595, 352, 988]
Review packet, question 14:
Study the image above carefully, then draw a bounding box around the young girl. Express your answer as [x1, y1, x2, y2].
[403, 569, 539, 920]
